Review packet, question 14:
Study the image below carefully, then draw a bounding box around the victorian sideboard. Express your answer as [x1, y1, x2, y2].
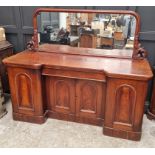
[3, 44, 153, 141]
[2, 7, 154, 141]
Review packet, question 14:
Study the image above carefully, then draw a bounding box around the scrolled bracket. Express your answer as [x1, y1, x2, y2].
[26, 36, 36, 51]
[133, 44, 148, 60]
[27, 28, 39, 51]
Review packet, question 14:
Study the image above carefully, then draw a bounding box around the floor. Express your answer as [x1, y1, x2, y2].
[0, 100, 155, 148]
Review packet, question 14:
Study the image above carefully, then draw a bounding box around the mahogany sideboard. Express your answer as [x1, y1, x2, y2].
[3, 44, 153, 141]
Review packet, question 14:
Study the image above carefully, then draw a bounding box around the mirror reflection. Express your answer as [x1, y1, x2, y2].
[37, 12, 136, 50]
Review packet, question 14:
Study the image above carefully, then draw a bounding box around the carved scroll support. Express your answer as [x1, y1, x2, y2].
[27, 26, 39, 51]
[133, 43, 148, 60]
[27, 36, 35, 51]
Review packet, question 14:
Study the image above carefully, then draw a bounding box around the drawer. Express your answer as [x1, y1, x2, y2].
[42, 68, 106, 82]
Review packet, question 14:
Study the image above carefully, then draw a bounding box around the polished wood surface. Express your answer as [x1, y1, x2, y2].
[3, 45, 152, 80]
[104, 78, 148, 140]
[39, 44, 133, 59]
[3, 44, 153, 141]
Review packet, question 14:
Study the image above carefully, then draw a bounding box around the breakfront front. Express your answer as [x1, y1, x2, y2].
[3, 8, 153, 141]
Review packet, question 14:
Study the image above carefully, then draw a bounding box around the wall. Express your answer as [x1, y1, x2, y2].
[0, 6, 155, 105]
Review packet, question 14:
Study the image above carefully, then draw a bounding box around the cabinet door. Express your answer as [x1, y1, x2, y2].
[76, 80, 104, 119]
[7, 67, 44, 116]
[49, 77, 75, 114]
[105, 78, 148, 132]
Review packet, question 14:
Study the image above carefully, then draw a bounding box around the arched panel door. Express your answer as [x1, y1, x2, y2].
[48, 77, 75, 115]
[76, 79, 105, 125]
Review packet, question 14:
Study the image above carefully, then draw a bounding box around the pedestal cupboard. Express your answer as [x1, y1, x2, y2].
[3, 44, 153, 141]
[2, 8, 153, 141]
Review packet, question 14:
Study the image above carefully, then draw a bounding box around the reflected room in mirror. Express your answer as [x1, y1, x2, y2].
[37, 12, 136, 50]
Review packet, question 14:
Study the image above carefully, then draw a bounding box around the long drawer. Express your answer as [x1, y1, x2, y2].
[42, 68, 106, 82]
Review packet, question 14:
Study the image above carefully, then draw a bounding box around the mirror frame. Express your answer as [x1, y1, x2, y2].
[28, 8, 147, 59]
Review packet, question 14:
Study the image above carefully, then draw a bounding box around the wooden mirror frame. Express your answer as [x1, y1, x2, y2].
[28, 8, 147, 59]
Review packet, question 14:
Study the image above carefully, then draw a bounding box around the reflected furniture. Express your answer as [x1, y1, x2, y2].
[70, 36, 79, 47]
[80, 34, 97, 48]
[70, 24, 91, 36]
[70, 25, 79, 36]
[100, 36, 113, 49]
[113, 32, 125, 49]
[3, 8, 153, 141]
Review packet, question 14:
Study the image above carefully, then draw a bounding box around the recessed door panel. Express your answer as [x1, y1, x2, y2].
[16, 73, 33, 110]
[49, 77, 75, 114]
[76, 80, 104, 119]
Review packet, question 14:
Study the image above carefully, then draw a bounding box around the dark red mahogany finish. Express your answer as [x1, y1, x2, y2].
[3, 8, 153, 141]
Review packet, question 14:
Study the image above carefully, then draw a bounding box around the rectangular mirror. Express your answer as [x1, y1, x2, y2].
[37, 12, 136, 50]
[28, 8, 141, 59]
